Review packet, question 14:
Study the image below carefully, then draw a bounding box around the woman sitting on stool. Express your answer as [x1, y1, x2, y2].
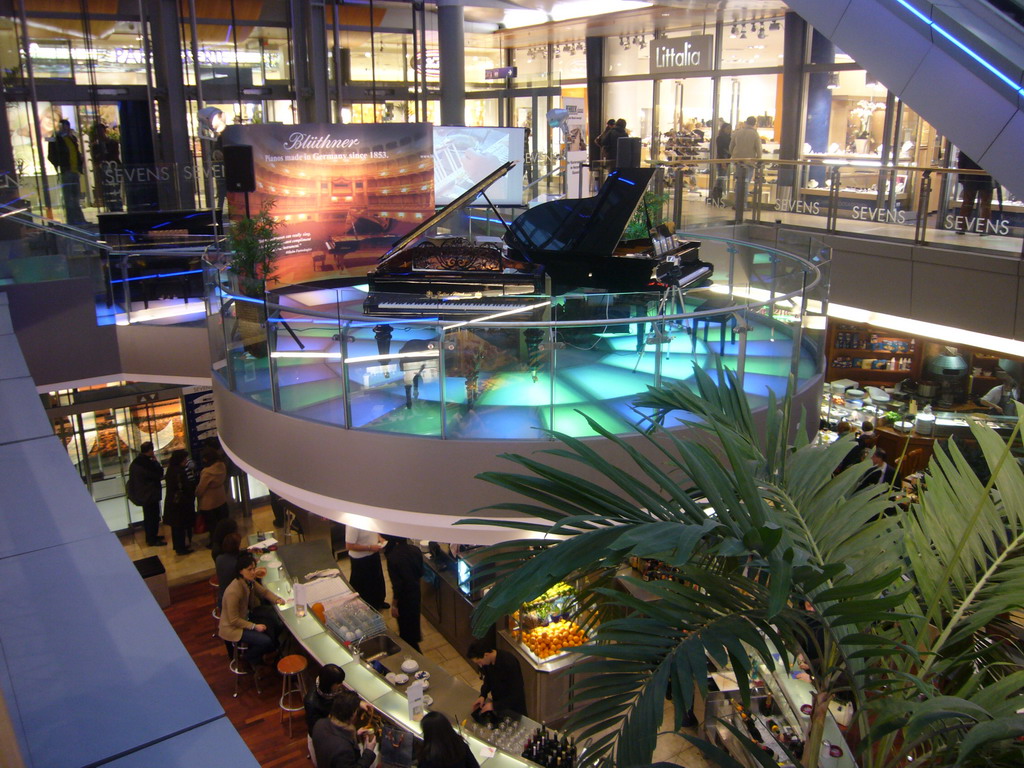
[219, 552, 286, 665]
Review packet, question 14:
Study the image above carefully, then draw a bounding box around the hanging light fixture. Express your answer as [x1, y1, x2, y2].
[730, 24, 738, 38]
[768, 19, 781, 31]
[758, 24, 766, 40]
[739, 25, 747, 39]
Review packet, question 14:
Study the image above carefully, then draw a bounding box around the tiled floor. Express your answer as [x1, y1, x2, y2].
[125, 503, 709, 767]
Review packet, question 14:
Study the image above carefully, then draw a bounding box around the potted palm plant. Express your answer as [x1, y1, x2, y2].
[462, 366, 1024, 768]
[225, 198, 280, 357]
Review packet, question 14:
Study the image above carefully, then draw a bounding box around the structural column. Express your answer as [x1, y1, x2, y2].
[778, 12, 807, 192]
[149, 0, 196, 207]
[292, 0, 330, 123]
[437, 0, 465, 126]
[585, 36, 604, 164]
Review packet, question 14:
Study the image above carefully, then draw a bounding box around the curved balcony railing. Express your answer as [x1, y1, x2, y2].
[204, 230, 830, 440]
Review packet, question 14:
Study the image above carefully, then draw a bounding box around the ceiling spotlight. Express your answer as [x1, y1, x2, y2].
[730, 24, 737, 37]
[739, 26, 747, 39]
[758, 25, 766, 40]
[769, 19, 781, 31]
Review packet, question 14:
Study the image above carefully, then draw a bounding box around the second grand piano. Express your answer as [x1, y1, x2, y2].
[364, 161, 702, 319]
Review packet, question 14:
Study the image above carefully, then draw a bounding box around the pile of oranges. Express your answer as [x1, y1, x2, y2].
[522, 620, 586, 659]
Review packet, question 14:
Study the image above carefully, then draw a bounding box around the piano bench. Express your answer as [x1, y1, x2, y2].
[693, 312, 737, 355]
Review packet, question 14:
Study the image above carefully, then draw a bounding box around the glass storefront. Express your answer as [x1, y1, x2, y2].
[49, 388, 188, 533]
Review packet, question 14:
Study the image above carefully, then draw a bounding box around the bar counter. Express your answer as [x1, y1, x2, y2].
[420, 548, 584, 727]
[261, 540, 547, 766]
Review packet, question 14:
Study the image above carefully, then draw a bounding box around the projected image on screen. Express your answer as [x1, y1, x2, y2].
[434, 126, 526, 206]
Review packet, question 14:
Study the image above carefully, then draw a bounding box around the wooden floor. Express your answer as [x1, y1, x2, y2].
[164, 578, 311, 768]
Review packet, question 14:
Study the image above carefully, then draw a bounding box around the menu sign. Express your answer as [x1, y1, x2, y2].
[651, 34, 713, 75]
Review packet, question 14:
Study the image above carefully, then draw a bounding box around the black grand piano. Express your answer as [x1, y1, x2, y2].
[363, 161, 707, 319]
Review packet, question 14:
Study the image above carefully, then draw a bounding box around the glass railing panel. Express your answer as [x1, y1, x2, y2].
[440, 322, 540, 439]
[112, 249, 207, 325]
[826, 161, 921, 239]
[203, 259, 229, 374]
[208, 229, 825, 439]
[225, 294, 275, 406]
[347, 320, 443, 435]
[268, 306, 349, 428]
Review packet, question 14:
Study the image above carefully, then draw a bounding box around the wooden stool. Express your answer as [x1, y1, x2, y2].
[277, 654, 308, 737]
[230, 641, 262, 698]
[210, 576, 220, 638]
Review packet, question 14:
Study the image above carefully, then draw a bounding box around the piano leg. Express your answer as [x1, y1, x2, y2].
[524, 329, 544, 383]
[374, 325, 393, 378]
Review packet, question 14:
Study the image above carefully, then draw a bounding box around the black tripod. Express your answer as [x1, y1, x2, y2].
[633, 285, 687, 373]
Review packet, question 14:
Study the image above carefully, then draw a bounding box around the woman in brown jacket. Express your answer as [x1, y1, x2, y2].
[218, 552, 286, 664]
[196, 446, 229, 535]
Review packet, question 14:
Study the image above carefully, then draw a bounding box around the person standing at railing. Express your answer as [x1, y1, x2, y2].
[47, 119, 89, 226]
[956, 150, 996, 235]
[729, 116, 763, 222]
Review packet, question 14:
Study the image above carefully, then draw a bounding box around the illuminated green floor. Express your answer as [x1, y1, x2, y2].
[227, 314, 820, 439]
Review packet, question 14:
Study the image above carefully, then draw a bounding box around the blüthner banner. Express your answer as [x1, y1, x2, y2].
[222, 122, 433, 286]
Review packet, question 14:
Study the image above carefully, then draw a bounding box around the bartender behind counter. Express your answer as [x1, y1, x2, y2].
[468, 637, 527, 719]
[981, 370, 1019, 416]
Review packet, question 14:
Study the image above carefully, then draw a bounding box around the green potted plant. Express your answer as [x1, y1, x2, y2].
[624, 189, 671, 243]
[225, 198, 280, 357]
[462, 364, 1024, 768]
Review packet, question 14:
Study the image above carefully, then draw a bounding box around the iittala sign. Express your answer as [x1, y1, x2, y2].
[651, 35, 713, 75]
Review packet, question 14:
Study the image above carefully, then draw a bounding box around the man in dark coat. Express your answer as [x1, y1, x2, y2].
[856, 448, 896, 492]
[128, 441, 165, 546]
[383, 535, 424, 651]
[600, 119, 628, 166]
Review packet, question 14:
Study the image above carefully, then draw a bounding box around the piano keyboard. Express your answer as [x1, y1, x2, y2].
[374, 297, 546, 314]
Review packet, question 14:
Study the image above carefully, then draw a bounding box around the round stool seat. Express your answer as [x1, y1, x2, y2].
[278, 654, 308, 736]
[277, 654, 308, 676]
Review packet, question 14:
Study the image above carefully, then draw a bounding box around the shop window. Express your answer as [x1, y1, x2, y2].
[720, 16, 785, 71]
[49, 394, 187, 533]
[655, 77, 713, 169]
[604, 34, 651, 77]
[603, 80, 652, 161]
[512, 46, 551, 87]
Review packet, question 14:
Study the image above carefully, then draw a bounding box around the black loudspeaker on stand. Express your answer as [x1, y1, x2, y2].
[615, 137, 642, 169]
[223, 144, 256, 193]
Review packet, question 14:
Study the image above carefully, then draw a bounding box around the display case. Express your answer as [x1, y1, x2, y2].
[500, 581, 592, 726]
[455, 546, 496, 601]
[703, 649, 856, 768]
[509, 582, 587, 663]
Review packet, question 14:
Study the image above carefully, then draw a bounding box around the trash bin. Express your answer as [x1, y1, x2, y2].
[133, 555, 170, 608]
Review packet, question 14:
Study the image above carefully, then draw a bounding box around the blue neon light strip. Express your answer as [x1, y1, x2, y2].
[110, 268, 203, 284]
[891, 0, 1024, 95]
